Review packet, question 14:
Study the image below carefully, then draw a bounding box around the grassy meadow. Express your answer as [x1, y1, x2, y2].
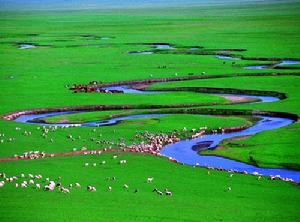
[0, 1, 300, 221]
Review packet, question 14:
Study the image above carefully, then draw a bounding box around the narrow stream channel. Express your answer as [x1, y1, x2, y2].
[12, 86, 300, 182]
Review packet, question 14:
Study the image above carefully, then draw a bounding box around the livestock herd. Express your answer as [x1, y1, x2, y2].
[0, 171, 173, 196]
[0, 119, 298, 200]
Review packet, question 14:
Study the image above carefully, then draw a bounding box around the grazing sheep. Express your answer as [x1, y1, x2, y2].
[29, 179, 35, 185]
[165, 191, 173, 196]
[60, 187, 70, 193]
[227, 187, 232, 192]
[35, 175, 41, 179]
[44, 181, 55, 191]
[87, 186, 96, 192]
[152, 188, 164, 196]
[84, 163, 89, 167]
[108, 186, 112, 191]
[134, 189, 139, 193]
[119, 160, 127, 164]
[157, 191, 164, 195]
[93, 163, 97, 167]
[123, 184, 129, 189]
[44, 185, 54, 191]
[0, 181, 5, 187]
[21, 183, 27, 188]
[101, 161, 106, 165]
[113, 155, 118, 159]
[69, 184, 73, 188]
[36, 184, 41, 189]
[15, 183, 19, 188]
[147, 177, 154, 183]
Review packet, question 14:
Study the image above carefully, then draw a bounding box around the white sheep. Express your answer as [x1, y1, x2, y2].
[87, 186, 96, 192]
[61, 187, 70, 193]
[119, 160, 127, 164]
[44, 184, 54, 191]
[0, 181, 5, 187]
[166, 191, 172, 196]
[147, 177, 154, 183]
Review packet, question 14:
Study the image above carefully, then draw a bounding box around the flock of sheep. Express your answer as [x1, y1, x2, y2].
[0, 123, 297, 201]
[0, 171, 173, 196]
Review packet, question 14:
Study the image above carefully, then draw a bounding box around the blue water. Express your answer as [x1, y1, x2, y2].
[160, 116, 299, 182]
[244, 60, 300, 69]
[216, 55, 240, 60]
[14, 111, 81, 127]
[244, 65, 268, 69]
[19, 44, 36, 49]
[14, 112, 167, 127]
[154, 44, 173, 49]
[129, 51, 154, 55]
[103, 85, 161, 94]
[12, 92, 300, 182]
[276, 60, 300, 66]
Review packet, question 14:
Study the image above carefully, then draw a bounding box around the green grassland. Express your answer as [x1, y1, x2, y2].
[0, 114, 250, 158]
[0, 1, 300, 222]
[1, 153, 300, 222]
[150, 75, 300, 169]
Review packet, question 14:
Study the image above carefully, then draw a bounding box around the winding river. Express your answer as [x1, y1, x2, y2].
[12, 86, 300, 182]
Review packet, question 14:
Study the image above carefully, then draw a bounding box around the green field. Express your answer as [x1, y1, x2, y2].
[0, 1, 300, 222]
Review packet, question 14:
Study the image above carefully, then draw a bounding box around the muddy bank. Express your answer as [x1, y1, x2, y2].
[219, 95, 257, 103]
